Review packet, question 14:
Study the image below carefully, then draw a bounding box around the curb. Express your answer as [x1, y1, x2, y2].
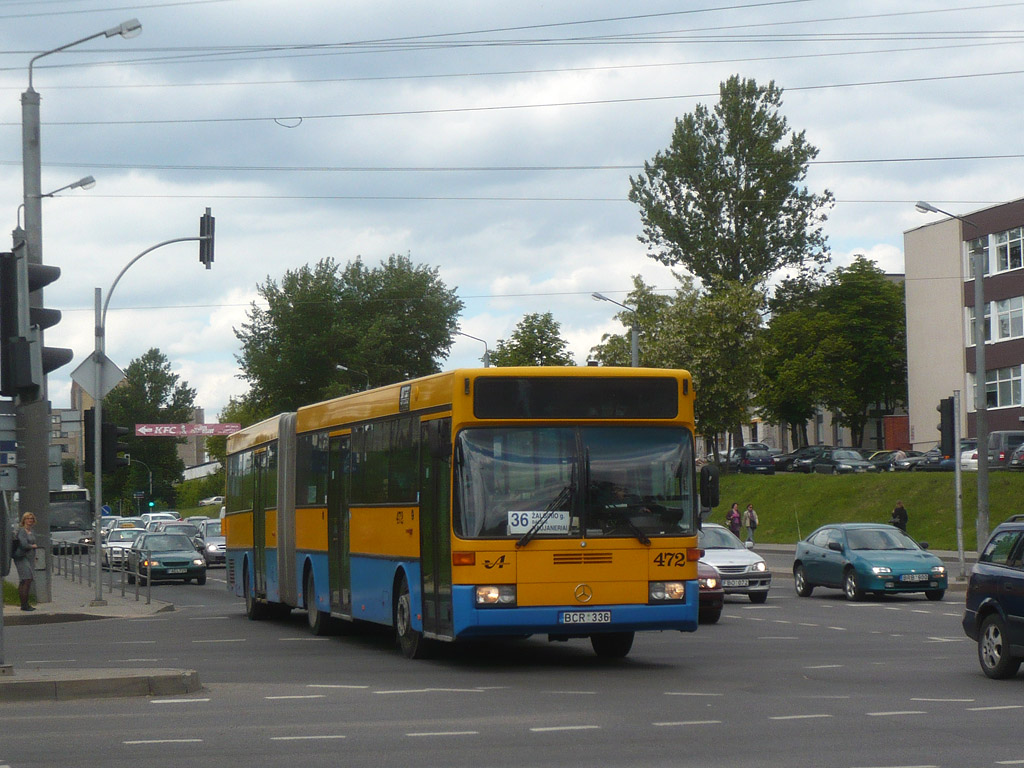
[0, 668, 202, 702]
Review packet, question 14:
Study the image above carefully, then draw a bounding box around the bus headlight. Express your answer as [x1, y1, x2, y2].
[475, 585, 516, 607]
[649, 581, 686, 601]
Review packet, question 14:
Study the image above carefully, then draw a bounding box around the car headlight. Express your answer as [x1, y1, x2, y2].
[698, 575, 718, 590]
[206, 543, 218, 552]
[931, 565, 946, 575]
[837, 464, 852, 470]
[193, 558, 205, 566]
[141, 559, 159, 567]
[475, 585, 516, 606]
[750, 561, 767, 572]
[871, 566, 892, 575]
[650, 581, 687, 600]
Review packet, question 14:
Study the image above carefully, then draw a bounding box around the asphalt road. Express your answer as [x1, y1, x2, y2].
[1, 562, 1020, 768]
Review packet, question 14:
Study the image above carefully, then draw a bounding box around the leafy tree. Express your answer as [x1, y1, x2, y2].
[61, 458, 77, 486]
[102, 348, 197, 508]
[588, 276, 673, 367]
[204, 395, 268, 467]
[628, 75, 833, 289]
[236, 254, 463, 414]
[490, 312, 575, 367]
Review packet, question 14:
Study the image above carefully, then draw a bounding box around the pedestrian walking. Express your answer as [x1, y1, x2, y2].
[890, 501, 908, 533]
[743, 503, 759, 545]
[726, 503, 742, 538]
[12, 511, 39, 611]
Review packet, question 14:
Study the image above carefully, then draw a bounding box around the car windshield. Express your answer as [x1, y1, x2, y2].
[202, 522, 222, 537]
[164, 524, 198, 536]
[745, 450, 770, 459]
[833, 450, 862, 460]
[698, 526, 743, 550]
[141, 534, 194, 552]
[846, 528, 919, 551]
[453, 425, 695, 540]
[107, 529, 143, 543]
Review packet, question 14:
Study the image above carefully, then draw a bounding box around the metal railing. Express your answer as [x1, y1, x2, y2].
[50, 543, 153, 604]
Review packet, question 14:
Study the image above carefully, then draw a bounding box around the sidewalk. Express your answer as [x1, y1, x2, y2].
[1, 569, 201, 701]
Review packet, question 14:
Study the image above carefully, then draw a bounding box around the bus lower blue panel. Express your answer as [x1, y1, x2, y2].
[349, 557, 421, 628]
[451, 584, 699, 638]
[296, 551, 330, 613]
[226, 550, 247, 598]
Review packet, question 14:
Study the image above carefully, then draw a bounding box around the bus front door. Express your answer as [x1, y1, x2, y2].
[253, 449, 268, 597]
[327, 435, 351, 615]
[419, 419, 453, 639]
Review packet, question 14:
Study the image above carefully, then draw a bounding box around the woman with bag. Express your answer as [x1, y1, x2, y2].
[726, 503, 742, 538]
[12, 511, 39, 611]
[743, 503, 759, 545]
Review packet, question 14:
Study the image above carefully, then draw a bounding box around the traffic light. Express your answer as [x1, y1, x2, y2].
[199, 208, 214, 269]
[0, 239, 72, 399]
[937, 396, 955, 458]
[101, 422, 130, 473]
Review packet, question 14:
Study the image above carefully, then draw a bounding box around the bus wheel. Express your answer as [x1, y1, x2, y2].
[305, 569, 330, 636]
[244, 569, 266, 620]
[395, 575, 426, 659]
[591, 632, 634, 658]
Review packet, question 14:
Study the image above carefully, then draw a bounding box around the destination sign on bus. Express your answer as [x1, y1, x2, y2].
[507, 509, 570, 535]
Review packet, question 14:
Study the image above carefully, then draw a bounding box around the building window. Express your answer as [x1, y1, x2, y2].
[995, 228, 1024, 273]
[973, 366, 1024, 409]
[967, 236, 990, 279]
[967, 304, 992, 346]
[997, 296, 1024, 340]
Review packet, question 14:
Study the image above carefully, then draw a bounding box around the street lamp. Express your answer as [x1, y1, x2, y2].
[17, 175, 96, 228]
[592, 292, 639, 367]
[456, 331, 490, 367]
[915, 201, 989, 555]
[19, 20, 141, 605]
[336, 365, 370, 390]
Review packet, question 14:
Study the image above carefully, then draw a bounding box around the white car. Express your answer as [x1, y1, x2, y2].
[698, 523, 772, 603]
[961, 446, 979, 472]
[198, 495, 224, 507]
[101, 527, 144, 568]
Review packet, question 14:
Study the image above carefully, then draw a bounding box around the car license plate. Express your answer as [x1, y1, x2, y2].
[723, 579, 748, 587]
[900, 573, 928, 582]
[561, 611, 611, 625]
[167, 568, 187, 574]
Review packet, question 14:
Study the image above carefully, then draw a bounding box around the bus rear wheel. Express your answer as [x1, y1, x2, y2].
[395, 575, 426, 659]
[591, 632, 634, 658]
[244, 568, 266, 620]
[305, 569, 331, 636]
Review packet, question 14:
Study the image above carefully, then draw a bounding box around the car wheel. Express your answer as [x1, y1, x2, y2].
[924, 589, 944, 601]
[196, 571, 207, 586]
[590, 632, 634, 658]
[138, 572, 148, 587]
[830, 466, 838, 475]
[978, 614, 1023, 679]
[394, 574, 427, 658]
[305, 569, 331, 636]
[698, 607, 722, 624]
[843, 569, 864, 601]
[127, 572, 135, 585]
[244, 567, 267, 621]
[794, 564, 814, 597]
[748, 591, 768, 604]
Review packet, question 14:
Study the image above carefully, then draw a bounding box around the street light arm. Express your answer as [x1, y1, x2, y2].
[456, 331, 490, 367]
[101, 236, 202, 331]
[28, 19, 141, 88]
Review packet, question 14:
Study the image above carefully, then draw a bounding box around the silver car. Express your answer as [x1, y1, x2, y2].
[699, 523, 772, 603]
[194, 519, 226, 566]
[102, 527, 145, 569]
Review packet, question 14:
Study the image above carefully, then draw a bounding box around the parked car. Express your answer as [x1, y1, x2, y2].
[698, 523, 771, 603]
[893, 450, 928, 471]
[101, 527, 144, 569]
[812, 448, 879, 474]
[988, 430, 1024, 469]
[1008, 443, 1024, 470]
[793, 523, 947, 602]
[198, 495, 224, 507]
[697, 561, 725, 624]
[734, 447, 775, 475]
[127, 532, 208, 586]
[193, 518, 226, 566]
[962, 514, 1024, 679]
[788, 445, 833, 473]
[914, 447, 954, 472]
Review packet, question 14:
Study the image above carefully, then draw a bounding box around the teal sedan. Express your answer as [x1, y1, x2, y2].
[793, 523, 947, 601]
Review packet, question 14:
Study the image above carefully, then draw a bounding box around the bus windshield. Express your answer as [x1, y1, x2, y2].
[49, 501, 92, 532]
[453, 426, 694, 540]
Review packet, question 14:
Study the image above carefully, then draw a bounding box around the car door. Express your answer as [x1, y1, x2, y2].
[802, 528, 832, 584]
[819, 529, 847, 587]
[1004, 534, 1024, 645]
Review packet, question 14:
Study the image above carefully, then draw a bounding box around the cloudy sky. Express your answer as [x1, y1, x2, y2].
[1, 0, 1021, 419]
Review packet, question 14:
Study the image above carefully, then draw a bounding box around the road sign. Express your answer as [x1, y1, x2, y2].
[70, 351, 125, 399]
[133, 491, 144, 499]
[135, 423, 241, 437]
[101, 504, 112, 516]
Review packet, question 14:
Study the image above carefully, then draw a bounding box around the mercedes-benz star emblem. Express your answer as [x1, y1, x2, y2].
[574, 584, 593, 603]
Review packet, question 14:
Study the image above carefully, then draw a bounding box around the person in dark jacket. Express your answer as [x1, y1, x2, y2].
[890, 501, 908, 533]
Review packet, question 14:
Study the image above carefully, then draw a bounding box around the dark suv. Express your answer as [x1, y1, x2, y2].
[962, 515, 1024, 679]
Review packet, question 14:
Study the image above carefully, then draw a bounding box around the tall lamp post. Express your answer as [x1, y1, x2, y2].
[592, 292, 639, 367]
[19, 19, 141, 604]
[456, 331, 490, 367]
[915, 200, 989, 554]
[336, 365, 370, 391]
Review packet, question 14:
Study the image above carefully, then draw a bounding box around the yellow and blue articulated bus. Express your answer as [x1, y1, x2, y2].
[225, 367, 712, 658]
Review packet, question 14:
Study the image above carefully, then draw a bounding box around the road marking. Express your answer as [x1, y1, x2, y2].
[124, 739, 203, 745]
[530, 725, 600, 732]
[192, 638, 246, 644]
[924, 637, 966, 643]
[798, 622, 820, 627]
[866, 710, 927, 717]
[375, 688, 486, 694]
[758, 636, 799, 640]
[911, 697, 973, 702]
[189, 616, 231, 620]
[406, 731, 479, 737]
[111, 640, 157, 644]
[265, 695, 326, 700]
[546, 690, 597, 695]
[308, 684, 370, 689]
[995, 760, 1024, 765]
[769, 714, 832, 720]
[279, 637, 329, 641]
[122, 658, 161, 662]
[804, 664, 843, 669]
[151, 698, 211, 704]
[664, 692, 723, 696]
[653, 720, 721, 726]
[24, 659, 76, 664]
[966, 705, 1024, 711]
[271, 735, 347, 741]
[773, 619, 793, 624]
[828, 626, 847, 631]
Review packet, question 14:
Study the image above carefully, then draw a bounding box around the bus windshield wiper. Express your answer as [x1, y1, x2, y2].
[616, 514, 651, 546]
[517, 472, 574, 549]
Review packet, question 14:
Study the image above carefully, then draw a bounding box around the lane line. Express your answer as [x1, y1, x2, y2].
[192, 638, 246, 644]
[308, 684, 370, 689]
[664, 692, 723, 697]
[375, 688, 486, 694]
[653, 720, 721, 726]
[271, 735, 347, 741]
[966, 705, 1024, 711]
[406, 731, 479, 737]
[151, 698, 210, 704]
[265, 695, 326, 700]
[769, 714, 832, 720]
[546, 690, 597, 695]
[804, 664, 843, 669]
[124, 739, 203, 745]
[866, 710, 927, 717]
[911, 698, 973, 703]
[530, 725, 600, 732]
